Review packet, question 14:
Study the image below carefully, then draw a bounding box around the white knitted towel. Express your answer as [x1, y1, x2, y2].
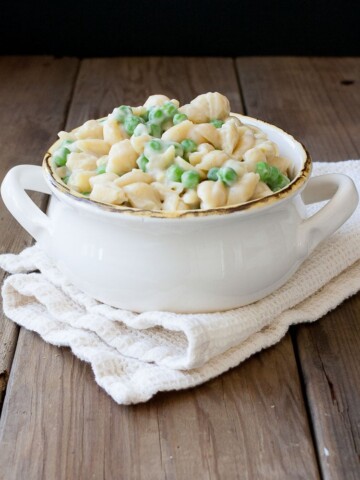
[1, 160, 360, 404]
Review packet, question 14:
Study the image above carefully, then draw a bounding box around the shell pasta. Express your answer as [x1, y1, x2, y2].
[50, 92, 291, 211]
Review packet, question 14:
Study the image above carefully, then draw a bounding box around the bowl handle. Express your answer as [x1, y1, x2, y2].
[298, 173, 358, 257]
[1, 165, 52, 245]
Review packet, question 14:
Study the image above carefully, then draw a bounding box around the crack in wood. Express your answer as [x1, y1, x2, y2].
[315, 338, 360, 466]
[319, 360, 340, 412]
[0, 369, 9, 408]
[0, 370, 9, 391]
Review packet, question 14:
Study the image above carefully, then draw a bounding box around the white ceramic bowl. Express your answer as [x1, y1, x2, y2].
[1, 114, 358, 313]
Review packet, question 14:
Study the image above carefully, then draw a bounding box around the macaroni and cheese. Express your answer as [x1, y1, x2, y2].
[50, 92, 291, 211]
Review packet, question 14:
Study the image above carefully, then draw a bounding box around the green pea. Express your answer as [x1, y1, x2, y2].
[61, 175, 69, 184]
[274, 175, 290, 191]
[61, 139, 74, 148]
[113, 105, 132, 123]
[255, 162, 290, 191]
[82, 192, 91, 196]
[181, 139, 197, 153]
[148, 107, 165, 125]
[124, 115, 143, 135]
[97, 165, 107, 174]
[53, 146, 70, 167]
[218, 167, 238, 186]
[137, 154, 149, 172]
[257, 163, 267, 179]
[149, 139, 162, 151]
[163, 102, 178, 118]
[166, 164, 184, 182]
[255, 162, 270, 180]
[181, 170, 200, 189]
[210, 119, 224, 128]
[207, 167, 220, 181]
[149, 123, 162, 138]
[173, 113, 188, 125]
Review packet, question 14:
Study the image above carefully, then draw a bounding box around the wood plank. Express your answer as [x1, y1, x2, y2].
[153, 338, 318, 480]
[0, 56, 79, 408]
[237, 56, 360, 479]
[65, 57, 243, 128]
[236, 57, 360, 161]
[0, 312, 17, 410]
[294, 295, 360, 480]
[0, 57, 319, 479]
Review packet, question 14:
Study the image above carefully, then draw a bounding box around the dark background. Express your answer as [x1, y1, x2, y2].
[1, 0, 359, 56]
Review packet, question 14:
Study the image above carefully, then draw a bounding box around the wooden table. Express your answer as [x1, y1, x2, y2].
[0, 57, 359, 480]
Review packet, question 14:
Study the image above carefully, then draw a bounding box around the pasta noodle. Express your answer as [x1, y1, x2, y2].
[227, 173, 259, 206]
[75, 139, 111, 156]
[103, 118, 128, 145]
[123, 182, 161, 210]
[107, 140, 138, 175]
[179, 92, 230, 123]
[75, 120, 103, 140]
[197, 180, 228, 209]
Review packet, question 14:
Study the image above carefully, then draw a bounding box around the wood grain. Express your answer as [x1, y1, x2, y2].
[65, 57, 243, 128]
[236, 57, 360, 161]
[0, 330, 319, 480]
[237, 56, 360, 479]
[0, 57, 319, 479]
[295, 295, 360, 480]
[0, 56, 79, 408]
[153, 338, 318, 480]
